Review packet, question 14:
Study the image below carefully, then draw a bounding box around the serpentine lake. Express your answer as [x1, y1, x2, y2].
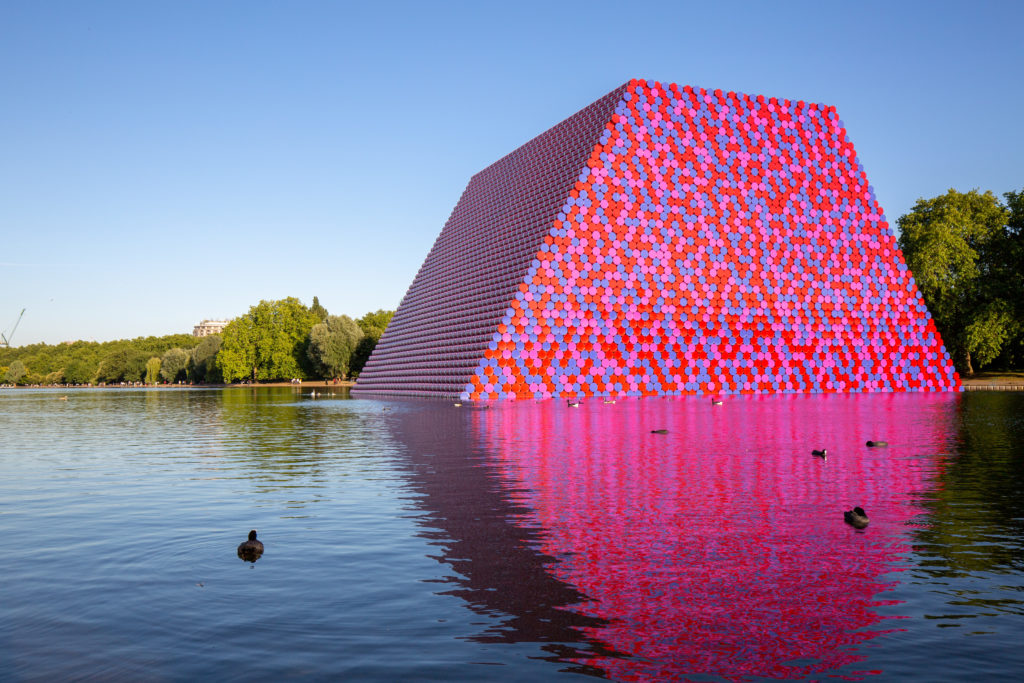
[2, 387, 1022, 680]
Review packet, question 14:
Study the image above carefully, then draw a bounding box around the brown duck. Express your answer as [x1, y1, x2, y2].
[237, 530, 264, 562]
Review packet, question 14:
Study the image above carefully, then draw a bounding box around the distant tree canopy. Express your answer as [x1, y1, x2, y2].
[0, 302, 393, 386]
[216, 297, 322, 383]
[4, 359, 27, 384]
[160, 347, 190, 383]
[351, 309, 394, 376]
[307, 315, 363, 379]
[145, 357, 162, 384]
[310, 296, 328, 322]
[189, 334, 222, 383]
[898, 188, 1023, 374]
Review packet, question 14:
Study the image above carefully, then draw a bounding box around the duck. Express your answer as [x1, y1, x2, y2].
[603, 399, 616, 404]
[650, 429, 669, 434]
[865, 440, 888, 447]
[711, 398, 723, 405]
[812, 449, 827, 459]
[237, 530, 264, 562]
[567, 400, 580, 408]
[453, 402, 462, 407]
[844, 507, 870, 529]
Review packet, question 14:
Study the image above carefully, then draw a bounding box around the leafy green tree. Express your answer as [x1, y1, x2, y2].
[310, 296, 328, 322]
[898, 189, 1010, 374]
[217, 316, 257, 383]
[217, 298, 320, 382]
[307, 315, 363, 379]
[357, 309, 394, 337]
[145, 357, 161, 384]
[160, 347, 189, 383]
[349, 309, 394, 376]
[4, 359, 27, 384]
[189, 334, 222, 383]
[64, 358, 95, 385]
[989, 190, 1024, 368]
[95, 347, 150, 383]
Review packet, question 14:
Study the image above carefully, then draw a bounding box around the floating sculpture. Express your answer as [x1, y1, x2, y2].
[354, 79, 959, 400]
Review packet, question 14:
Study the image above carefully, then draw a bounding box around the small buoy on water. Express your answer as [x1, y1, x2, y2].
[866, 440, 888, 447]
[844, 507, 870, 529]
[453, 402, 462, 407]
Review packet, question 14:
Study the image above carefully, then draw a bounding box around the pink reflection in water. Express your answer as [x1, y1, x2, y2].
[475, 392, 958, 680]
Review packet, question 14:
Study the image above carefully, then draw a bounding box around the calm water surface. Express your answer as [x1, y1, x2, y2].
[1, 387, 1022, 681]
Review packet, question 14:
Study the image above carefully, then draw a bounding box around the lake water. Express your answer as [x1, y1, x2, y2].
[1, 387, 1022, 681]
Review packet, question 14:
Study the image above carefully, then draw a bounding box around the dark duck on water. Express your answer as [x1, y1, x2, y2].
[844, 507, 870, 529]
[237, 530, 264, 562]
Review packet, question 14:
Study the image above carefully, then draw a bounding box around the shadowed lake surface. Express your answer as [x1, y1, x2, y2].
[1, 387, 1022, 680]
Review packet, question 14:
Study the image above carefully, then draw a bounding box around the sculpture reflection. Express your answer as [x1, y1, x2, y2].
[472, 393, 958, 680]
[389, 392, 958, 679]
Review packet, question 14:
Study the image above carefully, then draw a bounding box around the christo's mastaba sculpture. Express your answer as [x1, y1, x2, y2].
[353, 79, 959, 400]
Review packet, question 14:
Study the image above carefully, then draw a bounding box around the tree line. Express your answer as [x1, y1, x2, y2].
[898, 188, 1023, 375]
[0, 297, 393, 386]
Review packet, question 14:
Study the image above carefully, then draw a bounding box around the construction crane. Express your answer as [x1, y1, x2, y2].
[2, 308, 25, 348]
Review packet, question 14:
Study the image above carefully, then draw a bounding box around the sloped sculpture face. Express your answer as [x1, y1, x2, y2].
[354, 79, 959, 401]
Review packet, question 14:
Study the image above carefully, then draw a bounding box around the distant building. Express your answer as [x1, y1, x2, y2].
[193, 320, 229, 337]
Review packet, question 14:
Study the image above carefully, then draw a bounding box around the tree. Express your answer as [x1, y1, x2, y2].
[160, 348, 189, 383]
[357, 309, 394, 337]
[350, 309, 394, 376]
[4, 359, 27, 384]
[217, 316, 258, 383]
[145, 357, 161, 384]
[989, 190, 1024, 368]
[310, 296, 328, 322]
[216, 298, 321, 382]
[95, 347, 150, 383]
[897, 189, 1009, 374]
[307, 315, 363, 379]
[64, 358, 94, 384]
[189, 334, 222, 383]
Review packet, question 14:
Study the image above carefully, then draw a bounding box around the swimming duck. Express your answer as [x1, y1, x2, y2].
[603, 399, 616, 404]
[865, 440, 888, 447]
[844, 507, 870, 529]
[453, 402, 462, 407]
[711, 398, 723, 405]
[812, 449, 827, 459]
[650, 429, 669, 434]
[567, 400, 580, 408]
[237, 530, 264, 562]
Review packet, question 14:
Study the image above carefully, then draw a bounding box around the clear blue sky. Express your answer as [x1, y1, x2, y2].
[2, 0, 1021, 346]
